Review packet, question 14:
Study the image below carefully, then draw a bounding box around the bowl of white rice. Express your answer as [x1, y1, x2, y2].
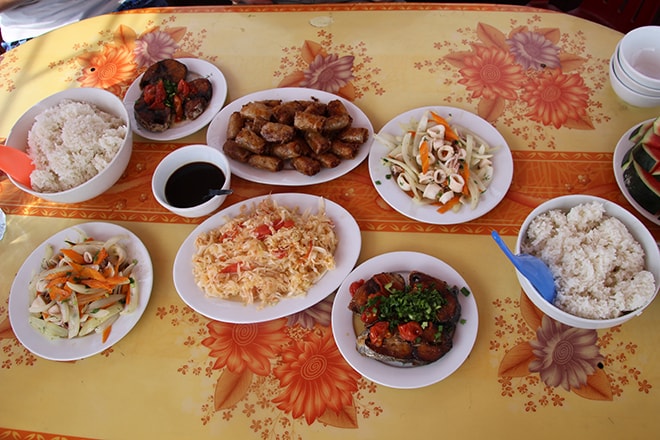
[516, 194, 660, 329]
[5, 88, 132, 204]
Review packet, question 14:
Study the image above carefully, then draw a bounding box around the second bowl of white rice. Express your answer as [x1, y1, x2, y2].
[515, 195, 660, 329]
[6, 88, 132, 204]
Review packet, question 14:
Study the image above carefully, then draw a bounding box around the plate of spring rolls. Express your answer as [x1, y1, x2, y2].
[206, 87, 374, 186]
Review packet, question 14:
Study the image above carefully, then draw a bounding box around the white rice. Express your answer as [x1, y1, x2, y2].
[27, 99, 127, 193]
[521, 201, 656, 320]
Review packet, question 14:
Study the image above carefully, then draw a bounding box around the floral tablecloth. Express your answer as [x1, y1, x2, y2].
[1, 4, 659, 440]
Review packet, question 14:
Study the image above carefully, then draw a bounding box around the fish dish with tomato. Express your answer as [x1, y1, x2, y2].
[348, 271, 463, 366]
[133, 59, 213, 132]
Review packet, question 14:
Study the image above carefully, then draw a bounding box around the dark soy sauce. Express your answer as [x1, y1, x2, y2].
[165, 162, 226, 208]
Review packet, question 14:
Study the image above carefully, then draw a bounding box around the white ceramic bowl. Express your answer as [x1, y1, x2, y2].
[515, 195, 660, 329]
[611, 51, 660, 97]
[609, 55, 660, 107]
[6, 88, 133, 203]
[617, 26, 660, 90]
[152, 144, 232, 218]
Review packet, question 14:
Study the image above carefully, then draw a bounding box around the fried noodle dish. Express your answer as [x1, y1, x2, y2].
[192, 197, 338, 306]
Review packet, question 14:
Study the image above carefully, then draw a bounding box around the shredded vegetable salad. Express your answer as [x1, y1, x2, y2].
[192, 197, 337, 307]
[377, 110, 497, 213]
[28, 231, 138, 341]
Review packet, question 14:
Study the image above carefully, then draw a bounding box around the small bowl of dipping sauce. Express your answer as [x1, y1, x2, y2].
[152, 144, 232, 218]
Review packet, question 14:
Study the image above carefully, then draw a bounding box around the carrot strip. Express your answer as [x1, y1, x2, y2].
[437, 196, 461, 213]
[82, 279, 112, 290]
[461, 166, 471, 196]
[60, 248, 86, 264]
[430, 112, 460, 142]
[46, 276, 68, 289]
[49, 285, 73, 301]
[93, 247, 108, 266]
[77, 291, 109, 307]
[78, 267, 105, 281]
[419, 140, 430, 174]
[102, 325, 112, 343]
[43, 269, 71, 281]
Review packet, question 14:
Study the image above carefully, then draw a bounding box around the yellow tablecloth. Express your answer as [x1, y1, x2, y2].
[1, 4, 659, 439]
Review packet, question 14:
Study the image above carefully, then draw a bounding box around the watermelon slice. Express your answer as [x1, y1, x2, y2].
[623, 159, 660, 216]
[631, 141, 660, 179]
[628, 119, 654, 144]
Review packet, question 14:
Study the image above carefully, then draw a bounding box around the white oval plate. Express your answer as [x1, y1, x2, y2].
[173, 193, 361, 323]
[613, 118, 660, 226]
[331, 251, 478, 389]
[123, 58, 228, 141]
[369, 106, 513, 224]
[9, 222, 154, 361]
[206, 87, 374, 186]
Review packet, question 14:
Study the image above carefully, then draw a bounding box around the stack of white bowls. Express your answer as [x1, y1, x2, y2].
[609, 26, 660, 108]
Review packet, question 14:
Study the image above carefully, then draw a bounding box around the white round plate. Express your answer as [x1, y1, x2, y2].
[173, 193, 361, 323]
[206, 87, 374, 186]
[123, 58, 228, 141]
[331, 251, 478, 389]
[369, 106, 513, 224]
[613, 118, 660, 225]
[9, 222, 154, 361]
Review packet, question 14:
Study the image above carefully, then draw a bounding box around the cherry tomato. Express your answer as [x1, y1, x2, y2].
[177, 79, 190, 99]
[274, 219, 295, 230]
[349, 279, 365, 296]
[398, 321, 423, 342]
[360, 306, 379, 325]
[221, 262, 243, 274]
[173, 94, 184, 122]
[145, 81, 167, 109]
[368, 321, 391, 347]
[253, 224, 273, 239]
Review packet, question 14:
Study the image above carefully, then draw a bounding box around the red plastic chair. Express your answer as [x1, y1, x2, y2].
[530, 0, 660, 34]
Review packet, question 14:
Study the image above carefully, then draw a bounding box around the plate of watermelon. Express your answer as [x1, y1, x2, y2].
[615, 117, 660, 225]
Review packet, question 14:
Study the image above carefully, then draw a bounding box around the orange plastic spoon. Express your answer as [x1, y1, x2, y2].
[0, 145, 34, 188]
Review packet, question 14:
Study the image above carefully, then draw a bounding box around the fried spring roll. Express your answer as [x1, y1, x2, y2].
[304, 131, 331, 155]
[339, 127, 369, 144]
[273, 101, 306, 125]
[331, 140, 360, 159]
[260, 122, 296, 143]
[239, 101, 273, 120]
[313, 152, 342, 168]
[223, 140, 253, 163]
[226, 112, 245, 139]
[323, 114, 352, 132]
[271, 139, 306, 159]
[326, 99, 349, 116]
[292, 156, 322, 176]
[248, 154, 284, 172]
[294, 111, 326, 132]
[303, 101, 327, 115]
[235, 127, 267, 154]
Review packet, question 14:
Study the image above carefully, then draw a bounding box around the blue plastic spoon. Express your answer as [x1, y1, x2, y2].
[491, 230, 556, 302]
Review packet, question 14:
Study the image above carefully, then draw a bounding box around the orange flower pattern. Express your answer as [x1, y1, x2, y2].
[272, 327, 361, 424]
[458, 45, 525, 101]
[425, 20, 610, 148]
[158, 298, 381, 434]
[202, 319, 289, 376]
[522, 69, 590, 129]
[77, 44, 137, 93]
[492, 293, 652, 409]
[72, 21, 208, 98]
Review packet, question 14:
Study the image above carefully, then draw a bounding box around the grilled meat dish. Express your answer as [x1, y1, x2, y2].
[139, 58, 188, 89]
[349, 271, 463, 366]
[133, 59, 213, 132]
